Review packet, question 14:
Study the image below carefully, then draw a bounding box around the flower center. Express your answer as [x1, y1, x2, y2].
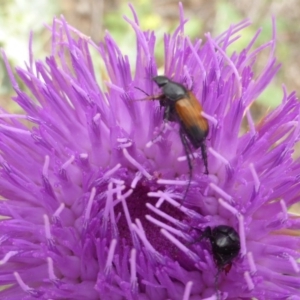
[113, 180, 187, 259]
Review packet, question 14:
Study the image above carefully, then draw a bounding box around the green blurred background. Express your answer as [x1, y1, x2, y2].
[0, 0, 299, 117]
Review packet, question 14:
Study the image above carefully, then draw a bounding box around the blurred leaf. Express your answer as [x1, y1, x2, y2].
[257, 83, 282, 108]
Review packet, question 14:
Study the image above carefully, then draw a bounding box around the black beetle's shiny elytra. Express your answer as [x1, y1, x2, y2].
[202, 225, 240, 272]
[198, 225, 240, 299]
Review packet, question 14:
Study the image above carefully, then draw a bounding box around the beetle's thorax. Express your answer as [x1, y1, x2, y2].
[162, 81, 188, 102]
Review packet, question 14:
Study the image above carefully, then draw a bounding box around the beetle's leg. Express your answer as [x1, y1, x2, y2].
[134, 87, 162, 101]
[179, 127, 193, 205]
[200, 142, 209, 174]
[146, 105, 171, 147]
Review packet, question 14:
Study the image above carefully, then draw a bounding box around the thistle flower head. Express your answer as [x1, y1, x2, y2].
[1, 4, 300, 300]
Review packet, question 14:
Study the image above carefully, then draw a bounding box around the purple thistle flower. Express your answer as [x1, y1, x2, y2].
[1, 3, 300, 299]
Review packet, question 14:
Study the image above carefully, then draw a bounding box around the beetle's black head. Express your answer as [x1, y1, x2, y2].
[203, 225, 240, 269]
[153, 75, 170, 87]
